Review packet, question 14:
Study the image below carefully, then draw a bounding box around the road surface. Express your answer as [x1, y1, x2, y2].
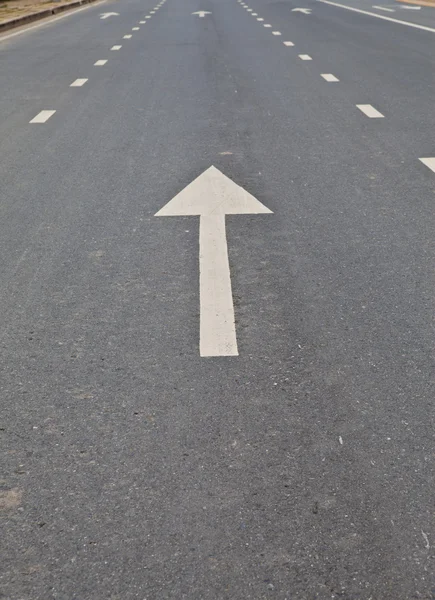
[1, 0, 434, 597]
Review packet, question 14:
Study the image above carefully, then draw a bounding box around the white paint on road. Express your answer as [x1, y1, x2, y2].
[70, 78, 88, 87]
[419, 158, 435, 173]
[299, 54, 312, 60]
[29, 110, 56, 123]
[373, 5, 395, 11]
[316, 0, 435, 33]
[356, 104, 384, 118]
[0, 0, 107, 43]
[145, 15, 152, 18]
[99, 12, 119, 19]
[155, 166, 272, 358]
[252, 12, 258, 15]
[132, 27, 140, 30]
[292, 7, 312, 13]
[123, 34, 132, 38]
[264, 23, 272, 27]
[192, 10, 211, 17]
[321, 73, 339, 81]
[272, 31, 282, 34]
[140, 20, 146, 23]
[94, 59, 107, 65]
[257, 17, 264, 20]
[283, 40, 294, 45]
[111, 45, 122, 50]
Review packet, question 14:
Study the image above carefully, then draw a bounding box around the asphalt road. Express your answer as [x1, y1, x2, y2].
[1, 0, 434, 598]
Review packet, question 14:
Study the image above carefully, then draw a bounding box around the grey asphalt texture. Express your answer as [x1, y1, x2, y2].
[0, 0, 434, 598]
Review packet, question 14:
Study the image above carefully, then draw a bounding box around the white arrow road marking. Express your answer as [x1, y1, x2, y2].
[155, 166, 272, 357]
[100, 12, 119, 19]
[419, 158, 435, 173]
[292, 7, 312, 13]
[192, 10, 211, 17]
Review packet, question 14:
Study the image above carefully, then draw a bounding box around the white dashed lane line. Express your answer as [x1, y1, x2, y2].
[111, 45, 122, 50]
[123, 34, 132, 39]
[145, 15, 151, 18]
[264, 24, 272, 27]
[132, 27, 140, 30]
[283, 41, 294, 46]
[321, 73, 339, 81]
[29, 110, 56, 123]
[252, 12, 258, 15]
[139, 20, 146, 23]
[257, 17, 264, 20]
[419, 158, 435, 173]
[272, 31, 281, 35]
[299, 54, 312, 60]
[94, 60, 107, 66]
[70, 78, 88, 87]
[356, 104, 384, 118]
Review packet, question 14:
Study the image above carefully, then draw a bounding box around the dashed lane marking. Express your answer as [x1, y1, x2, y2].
[299, 54, 312, 60]
[356, 104, 384, 118]
[257, 17, 264, 20]
[123, 34, 132, 38]
[264, 23, 272, 27]
[29, 110, 56, 123]
[321, 73, 339, 81]
[70, 78, 88, 87]
[272, 31, 281, 34]
[283, 41, 294, 45]
[94, 60, 107, 66]
[111, 45, 122, 50]
[419, 158, 435, 173]
[132, 27, 140, 30]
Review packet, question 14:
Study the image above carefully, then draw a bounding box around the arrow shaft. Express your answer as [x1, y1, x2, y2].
[199, 215, 238, 357]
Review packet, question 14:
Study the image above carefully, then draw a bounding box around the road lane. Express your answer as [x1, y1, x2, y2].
[1, 0, 434, 598]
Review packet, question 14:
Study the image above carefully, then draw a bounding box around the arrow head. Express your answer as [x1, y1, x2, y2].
[155, 166, 272, 217]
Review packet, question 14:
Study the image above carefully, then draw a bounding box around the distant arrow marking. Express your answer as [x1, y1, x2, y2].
[100, 12, 119, 19]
